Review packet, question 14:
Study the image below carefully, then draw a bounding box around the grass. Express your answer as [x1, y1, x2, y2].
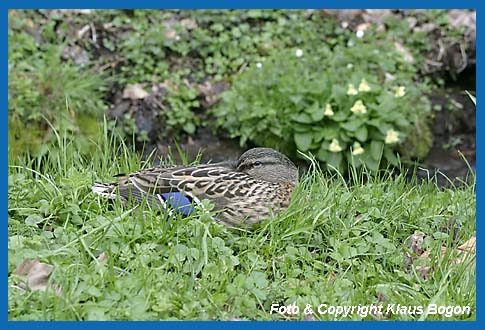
[8, 125, 476, 321]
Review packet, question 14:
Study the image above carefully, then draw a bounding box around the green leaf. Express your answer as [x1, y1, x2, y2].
[331, 84, 347, 103]
[354, 126, 368, 141]
[304, 101, 318, 114]
[311, 110, 325, 122]
[326, 152, 343, 172]
[291, 113, 313, 124]
[183, 122, 196, 134]
[313, 126, 338, 142]
[294, 132, 313, 151]
[210, 23, 224, 32]
[370, 141, 384, 161]
[25, 214, 43, 226]
[269, 126, 283, 137]
[332, 111, 348, 122]
[289, 95, 303, 105]
[316, 145, 329, 161]
[384, 148, 399, 166]
[367, 119, 391, 135]
[361, 152, 379, 171]
[395, 117, 410, 127]
[250, 271, 268, 288]
[305, 102, 324, 121]
[340, 119, 362, 132]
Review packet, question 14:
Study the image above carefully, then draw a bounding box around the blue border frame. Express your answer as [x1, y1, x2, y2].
[4, 1, 479, 9]
[4, 1, 480, 328]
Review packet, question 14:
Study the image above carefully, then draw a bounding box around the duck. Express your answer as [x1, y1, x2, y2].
[92, 147, 298, 227]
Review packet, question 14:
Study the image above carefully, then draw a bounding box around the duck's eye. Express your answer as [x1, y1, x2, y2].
[253, 161, 263, 167]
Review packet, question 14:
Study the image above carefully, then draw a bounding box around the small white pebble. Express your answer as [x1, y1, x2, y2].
[356, 30, 364, 38]
[256, 62, 262, 68]
[296, 49, 303, 57]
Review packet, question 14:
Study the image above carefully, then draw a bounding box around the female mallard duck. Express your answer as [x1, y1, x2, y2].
[92, 148, 298, 227]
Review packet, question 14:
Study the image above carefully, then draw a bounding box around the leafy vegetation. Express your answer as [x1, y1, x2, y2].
[8, 11, 107, 158]
[213, 42, 432, 172]
[8, 128, 475, 320]
[10, 10, 469, 159]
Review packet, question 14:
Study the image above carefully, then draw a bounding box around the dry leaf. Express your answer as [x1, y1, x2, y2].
[414, 236, 476, 279]
[415, 265, 432, 279]
[448, 10, 476, 29]
[122, 84, 149, 100]
[457, 236, 476, 254]
[14, 259, 56, 293]
[97, 251, 109, 263]
[407, 233, 425, 255]
[164, 29, 177, 40]
[394, 42, 414, 63]
[377, 291, 387, 302]
[180, 18, 197, 30]
[356, 23, 371, 32]
[327, 271, 337, 284]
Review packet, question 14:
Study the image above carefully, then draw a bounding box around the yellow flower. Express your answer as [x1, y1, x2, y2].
[324, 103, 334, 116]
[358, 78, 371, 92]
[352, 142, 365, 155]
[385, 129, 400, 144]
[394, 86, 406, 98]
[329, 139, 343, 153]
[347, 84, 358, 96]
[350, 100, 367, 114]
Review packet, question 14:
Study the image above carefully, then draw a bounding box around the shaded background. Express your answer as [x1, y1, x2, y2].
[8, 9, 476, 185]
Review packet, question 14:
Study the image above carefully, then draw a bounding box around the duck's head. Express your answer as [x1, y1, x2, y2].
[236, 147, 298, 184]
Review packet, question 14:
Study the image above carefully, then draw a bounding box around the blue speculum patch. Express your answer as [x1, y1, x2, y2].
[160, 192, 196, 216]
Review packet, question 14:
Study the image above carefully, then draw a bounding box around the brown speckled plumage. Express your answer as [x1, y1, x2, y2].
[92, 148, 298, 227]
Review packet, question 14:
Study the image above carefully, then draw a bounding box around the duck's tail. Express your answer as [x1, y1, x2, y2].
[91, 182, 118, 199]
[92, 182, 199, 217]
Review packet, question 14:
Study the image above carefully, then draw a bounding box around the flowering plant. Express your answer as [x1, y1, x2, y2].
[213, 42, 432, 172]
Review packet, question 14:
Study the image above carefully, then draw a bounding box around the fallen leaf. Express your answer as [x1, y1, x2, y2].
[385, 72, 396, 81]
[413, 236, 476, 279]
[362, 9, 392, 25]
[13, 259, 57, 293]
[457, 236, 476, 254]
[180, 18, 197, 30]
[413, 22, 437, 34]
[327, 271, 337, 284]
[97, 251, 109, 262]
[377, 291, 387, 302]
[164, 29, 177, 40]
[415, 265, 432, 279]
[406, 233, 425, 255]
[356, 23, 371, 32]
[448, 10, 476, 29]
[394, 42, 414, 63]
[122, 84, 149, 100]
